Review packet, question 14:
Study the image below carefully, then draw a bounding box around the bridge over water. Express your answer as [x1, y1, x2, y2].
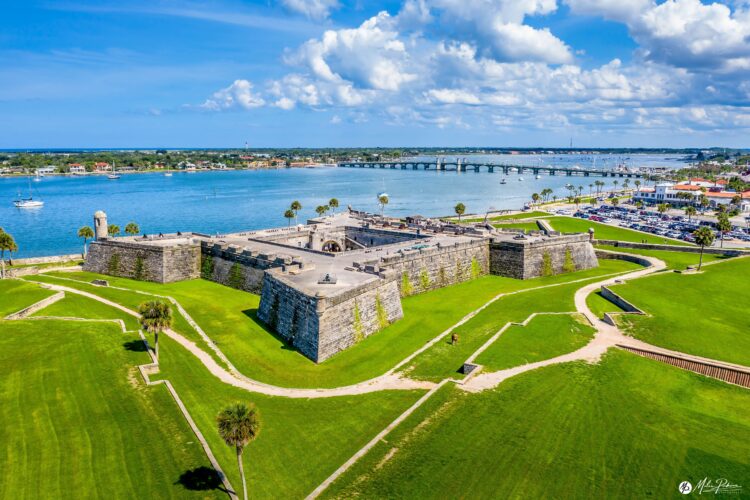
[337, 159, 646, 178]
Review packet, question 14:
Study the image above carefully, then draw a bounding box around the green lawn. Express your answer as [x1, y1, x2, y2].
[586, 290, 626, 319]
[0, 279, 56, 317]
[492, 221, 541, 232]
[474, 313, 595, 371]
[325, 351, 750, 498]
[597, 244, 729, 270]
[30, 262, 639, 388]
[0, 320, 219, 499]
[151, 334, 423, 498]
[402, 259, 641, 381]
[545, 216, 690, 245]
[33, 292, 141, 330]
[611, 257, 750, 366]
[462, 210, 550, 223]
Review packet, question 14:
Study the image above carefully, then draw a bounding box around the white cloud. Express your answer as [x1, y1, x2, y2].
[281, 0, 339, 20]
[201, 80, 265, 110]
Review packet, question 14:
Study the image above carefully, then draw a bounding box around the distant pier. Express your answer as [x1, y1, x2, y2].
[337, 160, 647, 178]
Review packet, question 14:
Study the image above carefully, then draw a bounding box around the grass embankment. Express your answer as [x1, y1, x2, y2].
[401, 259, 641, 381]
[0, 319, 219, 499]
[325, 350, 750, 498]
[8, 259, 83, 270]
[0, 279, 56, 316]
[462, 210, 550, 223]
[586, 290, 626, 319]
[611, 257, 750, 366]
[597, 244, 729, 270]
[33, 292, 141, 330]
[33, 263, 637, 388]
[492, 221, 541, 233]
[474, 313, 595, 371]
[545, 216, 690, 245]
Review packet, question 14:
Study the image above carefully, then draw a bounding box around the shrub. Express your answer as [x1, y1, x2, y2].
[455, 260, 464, 281]
[471, 257, 482, 279]
[353, 301, 364, 342]
[201, 254, 214, 279]
[107, 253, 121, 275]
[542, 251, 553, 277]
[133, 255, 146, 281]
[439, 266, 448, 286]
[419, 268, 431, 291]
[228, 262, 245, 289]
[562, 248, 576, 273]
[400, 271, 413, 297]
[375, 294, 389, 329]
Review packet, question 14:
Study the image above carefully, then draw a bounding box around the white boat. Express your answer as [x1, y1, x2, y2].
[13, 180, 44, 208]
[107, 162, 121, 179]
[518, 177, 524, 181]
[535, 174, 541, 180]
[33, 171, 42, 182]
[164, 171, 173, 177]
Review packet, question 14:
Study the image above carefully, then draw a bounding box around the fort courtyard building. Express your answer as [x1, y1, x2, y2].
[84, 209, 598, 362]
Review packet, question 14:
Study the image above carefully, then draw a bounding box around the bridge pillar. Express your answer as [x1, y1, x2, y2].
[488, 166, 494, 173]
[533, 168, 539, 175]
[503, 166, 510, 175]
[550, 170, 556, 176]
[412, 163, 418, 170]
[566, 170, 573, 176]
[584, 172, 590, 177]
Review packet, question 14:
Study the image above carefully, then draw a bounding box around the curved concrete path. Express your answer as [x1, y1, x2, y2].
[32, 282, 435, 398]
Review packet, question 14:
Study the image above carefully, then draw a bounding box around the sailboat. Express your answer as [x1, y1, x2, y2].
[14, 179, 44, 208]
[107, 162, 121, 180]
[33, 170, 42, 182]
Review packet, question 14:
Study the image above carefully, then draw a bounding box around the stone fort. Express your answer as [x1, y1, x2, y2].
[84, 209, 598, 362]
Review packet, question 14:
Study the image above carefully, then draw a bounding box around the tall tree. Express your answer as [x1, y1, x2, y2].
[315, 205, 328, 217]
[217, 403, 260, 500]
[124, 222, 140, 236]
[378, 194, 389, 216]
[693, 226, 715, 270]
[290, 200, 302, 225]
[108, 224, 121, 237]
[716, 213, 731, 248]
[328, 198, 339, 215]
[284, 209, 295, 228]
[634, 179, 641, 192]
[0, 228, 18, 278]
[138, 300, 173, 363]
[531, 193, 540, 205]
[77, 225, 94, 256]
[684, 205, 696, 221]
[454, 202, 466, 221]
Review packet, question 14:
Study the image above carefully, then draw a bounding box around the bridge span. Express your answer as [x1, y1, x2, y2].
[337, 160, 646, 178]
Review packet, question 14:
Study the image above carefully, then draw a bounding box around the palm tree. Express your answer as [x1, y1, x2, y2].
[108, 224, 121, 237]
[693, 226, 715, 270]
[290, 200, 302, 225]
[124, 222, 140, 236]
[574, 196, 581, 210]
[217, 403, 260, 500]
[684, 205, 696, 221]
[138, 300, 173, 363]
[315, 205, 328, 217]
[378, 194, 389, 216]
[731, 194, 742, 210]
[328, 198, 339, 215]
[635, 200, 643, 209]
[531, 193, 540, 206]
[657, 203, 669, 215]
[622, 179, 630, 191]
[77, 225, 94, 256]
[611, 197, 619, 207]
[284, 209, 295, 228]
[634, 180, 641, 192]
[454, 202, 466, 221]
[588, 183, 594, 198]
[0, 228, 18, 278]
[716, 213, 731, 248]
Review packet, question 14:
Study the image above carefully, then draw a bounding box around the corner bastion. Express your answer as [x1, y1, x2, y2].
[83, 210, 598, 362]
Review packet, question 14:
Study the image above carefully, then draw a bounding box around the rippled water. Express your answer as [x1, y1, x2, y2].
[0, 154, 687, 257]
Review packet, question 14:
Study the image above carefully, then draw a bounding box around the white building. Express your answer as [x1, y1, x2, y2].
[633, 182, 750, 212]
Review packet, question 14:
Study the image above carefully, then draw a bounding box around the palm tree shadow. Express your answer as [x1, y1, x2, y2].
[122, 340, 148, 352]
[176, 466, 228, 492]
[241, 308, 297, 352]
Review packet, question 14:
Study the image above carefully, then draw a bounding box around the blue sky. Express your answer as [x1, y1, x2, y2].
[2, 0, 749, 148]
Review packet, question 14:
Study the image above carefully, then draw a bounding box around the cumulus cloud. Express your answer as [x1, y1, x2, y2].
[280, 0, 339, 20]
[201, 79, 265, 110]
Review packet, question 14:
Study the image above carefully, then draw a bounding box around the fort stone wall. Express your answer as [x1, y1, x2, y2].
[257, 270, 403, 362]
[490, 233, 598, 279]
[83, 238, 200, 283]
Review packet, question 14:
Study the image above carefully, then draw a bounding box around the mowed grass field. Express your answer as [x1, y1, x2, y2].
[0, 279, 56, 316]
[0, 319, 219, 499]
[597, 244, 729, 270]
[475, 313, 595, 371]
[402, 259, 641, 381]
[324, 351, 750, 499]
[492, 221, 541, 232]
[612, 257, 750, 366]
[31, 261, 638, 388]
[545, 216, 690, 245]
